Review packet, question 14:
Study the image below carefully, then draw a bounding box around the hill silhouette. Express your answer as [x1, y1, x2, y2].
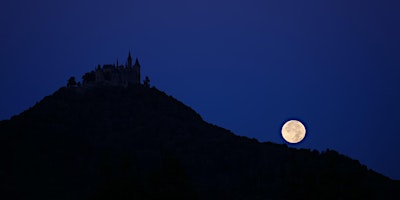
[0, 85, 398, 199]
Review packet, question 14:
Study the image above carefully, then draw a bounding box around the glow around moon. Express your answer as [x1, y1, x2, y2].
[281, 120, 306, 144]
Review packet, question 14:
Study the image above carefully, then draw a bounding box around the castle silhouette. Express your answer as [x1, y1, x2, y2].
[81, 51, 142, 87]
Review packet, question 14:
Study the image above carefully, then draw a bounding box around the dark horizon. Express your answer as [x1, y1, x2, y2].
[1, 0, 400, 180]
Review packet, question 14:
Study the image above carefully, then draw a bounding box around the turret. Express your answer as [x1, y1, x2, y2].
[134, 58, 140, 66]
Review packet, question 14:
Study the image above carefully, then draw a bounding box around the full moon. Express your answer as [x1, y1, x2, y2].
[281, 120, 306, 144]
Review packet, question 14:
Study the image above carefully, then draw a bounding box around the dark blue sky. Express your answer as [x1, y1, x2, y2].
[1, 0, 400, 179]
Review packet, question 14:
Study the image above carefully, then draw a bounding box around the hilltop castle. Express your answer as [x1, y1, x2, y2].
[81, 52, 141, 87]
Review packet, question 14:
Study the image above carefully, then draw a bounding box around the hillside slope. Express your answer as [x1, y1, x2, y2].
[0, 85, 398, 199]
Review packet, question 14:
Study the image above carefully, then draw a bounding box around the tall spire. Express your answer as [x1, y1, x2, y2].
[127, 51, 132, 68]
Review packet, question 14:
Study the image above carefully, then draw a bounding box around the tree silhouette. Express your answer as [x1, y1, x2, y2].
[67, 76, 77, 88]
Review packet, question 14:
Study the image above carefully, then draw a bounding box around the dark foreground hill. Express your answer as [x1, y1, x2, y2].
[0, 85, 398, 199]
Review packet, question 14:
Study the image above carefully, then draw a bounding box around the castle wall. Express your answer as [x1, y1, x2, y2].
[82, 53, 141, 87]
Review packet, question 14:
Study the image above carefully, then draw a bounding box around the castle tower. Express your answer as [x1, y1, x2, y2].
[127, 51, 132, 68]
[133, 58, 141, 85]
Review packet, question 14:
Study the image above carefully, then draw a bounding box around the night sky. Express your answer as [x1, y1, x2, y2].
[1, 0, 400, 179]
